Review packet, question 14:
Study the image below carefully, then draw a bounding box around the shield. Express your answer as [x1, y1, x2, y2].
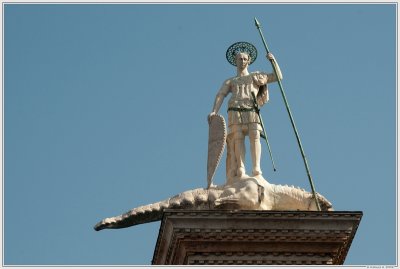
[207, 114, 227, 188]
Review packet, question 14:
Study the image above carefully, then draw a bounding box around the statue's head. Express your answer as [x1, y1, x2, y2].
[235, 52, 251, 69]
[226, 41, 257, 67]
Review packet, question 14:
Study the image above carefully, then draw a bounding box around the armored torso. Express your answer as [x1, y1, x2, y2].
[221, 72, 268, 127]
[228, 72, 268, 109]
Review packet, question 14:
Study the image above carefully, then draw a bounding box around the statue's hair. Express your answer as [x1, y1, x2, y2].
[235, 51, 251, 63]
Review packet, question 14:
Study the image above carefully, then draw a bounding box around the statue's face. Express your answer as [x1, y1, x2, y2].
[235, 52, 250, 69]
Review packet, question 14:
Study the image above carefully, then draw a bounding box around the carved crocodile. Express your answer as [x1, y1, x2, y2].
[94, 176, 333, 231]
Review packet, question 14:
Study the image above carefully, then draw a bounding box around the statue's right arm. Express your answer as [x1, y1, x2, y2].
[208, 79, 230, 123]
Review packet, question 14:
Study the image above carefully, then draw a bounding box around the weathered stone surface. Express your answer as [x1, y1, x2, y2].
[208, 42, 282, 182]
[94, 176, 333, 231]
[207, 114, 226, 188]
[152, 210, 362, 265]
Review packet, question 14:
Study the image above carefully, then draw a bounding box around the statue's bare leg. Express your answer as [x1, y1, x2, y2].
[233, 130, 246, 177]
[249, 129, 262, 176]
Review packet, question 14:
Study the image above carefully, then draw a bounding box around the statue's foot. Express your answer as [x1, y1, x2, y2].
[207, 183, 217, 189]
[253, 174, 268, 183]
[237, 168, 249, 179]
[240, 173, 250, 180]
[252, 169, 262, 177]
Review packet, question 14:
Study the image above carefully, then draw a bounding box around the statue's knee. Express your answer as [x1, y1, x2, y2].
[249, 130, 260, 140]
[233, 131, 244, 141]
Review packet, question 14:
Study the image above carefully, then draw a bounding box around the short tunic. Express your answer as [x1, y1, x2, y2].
[218, 71, 269, 131]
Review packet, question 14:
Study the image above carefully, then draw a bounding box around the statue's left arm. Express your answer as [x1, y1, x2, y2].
[253, 53, 282, 106]
[266, 53, 283, 83]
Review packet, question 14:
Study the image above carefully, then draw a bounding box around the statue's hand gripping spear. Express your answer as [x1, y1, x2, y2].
[254, 18, 321, 211]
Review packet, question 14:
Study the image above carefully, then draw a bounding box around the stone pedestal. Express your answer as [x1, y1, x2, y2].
[152, 210, 362, 265]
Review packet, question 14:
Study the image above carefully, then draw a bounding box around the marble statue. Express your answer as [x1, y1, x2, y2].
[94, 42, 333, 232]
[208, 42, 282, 184]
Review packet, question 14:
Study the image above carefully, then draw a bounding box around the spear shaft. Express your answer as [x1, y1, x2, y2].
[254, 17, 321, 211]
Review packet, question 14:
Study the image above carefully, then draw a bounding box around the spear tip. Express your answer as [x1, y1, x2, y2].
[254, 17, 261, 28]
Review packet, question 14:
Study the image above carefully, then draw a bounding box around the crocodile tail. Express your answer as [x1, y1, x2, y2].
[94, 188, 212, 231]
[93, 199, 169, 231]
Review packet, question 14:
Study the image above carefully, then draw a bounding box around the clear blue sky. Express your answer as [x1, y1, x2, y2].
[4, 3, 397, 266]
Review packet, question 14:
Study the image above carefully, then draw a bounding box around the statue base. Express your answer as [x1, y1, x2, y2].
[152, 210, 362, 265]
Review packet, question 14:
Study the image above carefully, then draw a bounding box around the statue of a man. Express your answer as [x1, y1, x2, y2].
[208, 42, 282, 182]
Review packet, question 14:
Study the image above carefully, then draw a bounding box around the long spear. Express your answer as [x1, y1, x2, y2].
[254, 17, 321, 211]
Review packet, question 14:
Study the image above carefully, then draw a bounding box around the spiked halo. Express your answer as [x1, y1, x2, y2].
[226, 41, 258, 66]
